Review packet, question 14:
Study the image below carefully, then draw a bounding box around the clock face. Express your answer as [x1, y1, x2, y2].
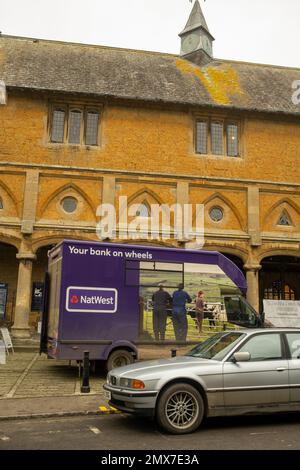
[182, 33, 199, 54]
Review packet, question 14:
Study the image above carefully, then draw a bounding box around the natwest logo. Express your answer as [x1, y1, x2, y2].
[66, 287, 118, 313]
[70, 295, 79, 304]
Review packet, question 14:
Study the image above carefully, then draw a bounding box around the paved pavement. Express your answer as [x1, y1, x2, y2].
[0, 346, 190, 420]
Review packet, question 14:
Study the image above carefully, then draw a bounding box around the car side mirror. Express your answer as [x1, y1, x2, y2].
[232, 352, 251, 363]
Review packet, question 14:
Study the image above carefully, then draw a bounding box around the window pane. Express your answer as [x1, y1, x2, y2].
[211, 122, 223, 155]
[196, 121, 207, 154]
[86, 112, 99, 145]
[69, 110, 82, 144]
[51, 110, 65, 143]
[227, 123, 239, 156]
[61, 197, 78, 213]
[209, 207, 223, 222]
[239, 334, 282, 361]
[286, 334, 300, 359]
[0, 198, 3, 209]
[277, 212, 291, 226]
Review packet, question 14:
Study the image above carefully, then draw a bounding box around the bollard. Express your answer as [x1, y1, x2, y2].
[81, 351, 91, 393]
[171, 349, 177, 358]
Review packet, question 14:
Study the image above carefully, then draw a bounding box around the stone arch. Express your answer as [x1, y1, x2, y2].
[203, 243, 249, 264]
[202, 192, 244, 230]
[263, 198, 300, 229]
[39, 183, 96, 222]
[0, 231, 22, 251]
[32, 233, 98, 253]
[119, 188, 168, 227]
[259, 253, 300, 307]
[258, 248, 300, 264]
[0, 241, 19, 324]
[0, 180, 20, 218]
[126, 188, 164, 208]
[114, 239, 177, 248]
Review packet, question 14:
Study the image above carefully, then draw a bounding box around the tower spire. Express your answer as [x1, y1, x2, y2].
[180, 0, 210, 36]
[179, 0, 214, 63]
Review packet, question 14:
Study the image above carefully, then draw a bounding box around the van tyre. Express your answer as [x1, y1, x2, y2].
[106, 349, 134, 371]
[156, 383, 204, 434]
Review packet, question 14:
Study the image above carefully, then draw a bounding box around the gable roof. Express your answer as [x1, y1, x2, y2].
[1, 35, 300, 116]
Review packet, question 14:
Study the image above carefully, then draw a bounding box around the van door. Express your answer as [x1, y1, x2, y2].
[224, 295, 261, 328]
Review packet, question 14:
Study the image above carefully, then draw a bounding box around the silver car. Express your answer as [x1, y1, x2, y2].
[103, 328, 300, 434]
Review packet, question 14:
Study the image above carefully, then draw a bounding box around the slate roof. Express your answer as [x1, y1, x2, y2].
[1, 35, 300, 116]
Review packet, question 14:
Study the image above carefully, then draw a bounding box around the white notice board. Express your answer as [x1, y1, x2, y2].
[0, 328, 14, 354]
[263, 300, 300, 328]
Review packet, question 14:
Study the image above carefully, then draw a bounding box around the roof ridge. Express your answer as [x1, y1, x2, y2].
[0, 34, 179, 59]
[214, 57, 300, 72]
[1, 34, 299, 71]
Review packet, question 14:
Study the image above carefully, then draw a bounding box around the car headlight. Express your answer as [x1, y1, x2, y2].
[120, 378, 145, 389]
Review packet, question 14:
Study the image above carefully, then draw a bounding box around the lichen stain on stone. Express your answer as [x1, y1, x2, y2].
[175, 58, 244, 106]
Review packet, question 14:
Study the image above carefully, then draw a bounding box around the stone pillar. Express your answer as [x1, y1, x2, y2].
[247, 186, 261, 247]
[176, 181, 190, 243]
[244, 263, 261, 313]
[21, 170, 39, 235]
[11, 252, 36, 338]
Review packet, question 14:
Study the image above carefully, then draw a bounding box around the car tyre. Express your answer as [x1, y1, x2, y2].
[156, 383, 204, 434]
[106, 349, 134, 371]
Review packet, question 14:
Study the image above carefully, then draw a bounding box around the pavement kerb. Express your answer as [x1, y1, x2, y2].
[0, 406, 122, 421]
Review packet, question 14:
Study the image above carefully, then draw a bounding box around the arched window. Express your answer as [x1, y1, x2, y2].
[0, 198, 3, 210]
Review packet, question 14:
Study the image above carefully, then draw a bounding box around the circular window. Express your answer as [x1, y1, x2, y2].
[61, 197, 78, 213]
[209, 207, 224, 222]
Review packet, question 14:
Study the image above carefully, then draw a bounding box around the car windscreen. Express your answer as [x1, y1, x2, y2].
[186, 332, 245, 361]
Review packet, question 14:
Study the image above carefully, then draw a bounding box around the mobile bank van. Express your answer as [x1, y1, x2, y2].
[40, 240, 261, 370]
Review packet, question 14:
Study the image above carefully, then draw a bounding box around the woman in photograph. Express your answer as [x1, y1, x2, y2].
[195, 291, 205, 334]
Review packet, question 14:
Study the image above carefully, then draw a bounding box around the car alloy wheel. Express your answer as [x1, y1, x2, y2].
[165, 390, 199, 430]
[156, 383, 204, 434]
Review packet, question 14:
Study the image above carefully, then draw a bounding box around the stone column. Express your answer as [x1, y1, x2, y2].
[244, 263, 261, 313]
[176, 182, 190, 243]
[11, 252, 36, 338]
[247, 186, 261, 247]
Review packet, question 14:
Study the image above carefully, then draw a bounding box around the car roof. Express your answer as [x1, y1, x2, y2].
[238, 328, 300, 334]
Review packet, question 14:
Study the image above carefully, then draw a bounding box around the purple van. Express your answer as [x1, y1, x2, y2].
[40, 240, 261, 370]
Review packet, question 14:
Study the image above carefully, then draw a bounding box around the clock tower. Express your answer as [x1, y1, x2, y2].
[179, 0, 214, 65]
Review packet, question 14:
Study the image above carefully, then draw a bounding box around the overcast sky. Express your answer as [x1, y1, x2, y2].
[1, 0, 300, 68]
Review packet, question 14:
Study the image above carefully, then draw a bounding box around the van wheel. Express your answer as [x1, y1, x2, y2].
[106, 349, 134, 371]
[156, 383, 204, 434]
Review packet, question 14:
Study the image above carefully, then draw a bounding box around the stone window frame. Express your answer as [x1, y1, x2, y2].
[49, 102, 102, 147]
[195, 115, 242, 158]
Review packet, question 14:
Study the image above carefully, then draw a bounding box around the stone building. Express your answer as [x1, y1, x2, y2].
[0, 1, 300, 337]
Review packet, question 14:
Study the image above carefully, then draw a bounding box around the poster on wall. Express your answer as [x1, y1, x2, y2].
[263, 300, 300, 328]
[0, 284, 8, 320]
[31, 282, 44, 312]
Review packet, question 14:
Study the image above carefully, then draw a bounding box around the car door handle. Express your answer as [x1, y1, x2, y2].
[276, 367, 287, 372]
